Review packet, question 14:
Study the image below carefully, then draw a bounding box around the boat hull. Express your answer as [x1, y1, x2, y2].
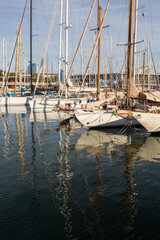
[133, 112, 160, 133]
[0, 96, 31, 106]
[75, 110, 138, 128]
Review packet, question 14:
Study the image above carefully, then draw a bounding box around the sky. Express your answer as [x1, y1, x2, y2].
[0, 0, 160, 75]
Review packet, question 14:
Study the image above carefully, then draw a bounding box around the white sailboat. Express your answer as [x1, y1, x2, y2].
[75, 0, 140, 128]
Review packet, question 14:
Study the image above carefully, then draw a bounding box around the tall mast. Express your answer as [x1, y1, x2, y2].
[59, 0, 63, 95]
[147, 37, 150, 90]
[110, 35, 113, 91]
[105, 53, 107, 88]
[65, 0, 68, 98]
[81, 45, 83, 81]
[19, 19, 23, 90]
[142, 51, 145, 93]
[15, 22, 20, 94]
[5, 40, 7, 73]
[30, 0, 33, 94]
[47, 53, 49, 89]
[24, 58, 26, 84]
[127, 0, 134, 104]
[3, 37, 5, 84]
[125, 46, 127, 89]
[97, 0, 101, 100]
[133, 0, 138, 81]
[110, 59, 112, 90]
[89, 45, 91, 86]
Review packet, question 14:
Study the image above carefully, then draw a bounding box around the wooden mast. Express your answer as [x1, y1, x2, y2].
[76, 0, 111, 101]
[125, 46, 127, 89]
[142, 51, 145, 93]
[15, 22, 20, 94]
[41, 58, 44, 88]
[19, 19, 23, 92]
[110, 36, 113, 91]
[110, 59, 112, 90]
[97, 0, 101, 100]
[133, 0, 138, 81]
[127, 0, 134, 106]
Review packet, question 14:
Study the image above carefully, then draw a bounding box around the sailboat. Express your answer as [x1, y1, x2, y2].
[75, 0, 139, 128]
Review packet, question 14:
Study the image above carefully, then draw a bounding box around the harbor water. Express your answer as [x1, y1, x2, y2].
[0, 107, 160, 240]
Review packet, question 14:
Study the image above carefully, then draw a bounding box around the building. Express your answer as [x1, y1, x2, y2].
[27, 63, 37, 74]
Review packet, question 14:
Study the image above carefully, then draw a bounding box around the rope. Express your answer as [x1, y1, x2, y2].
[117, 119, 132, 135]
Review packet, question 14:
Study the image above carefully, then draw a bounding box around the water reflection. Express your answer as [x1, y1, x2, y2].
[76, 129, 129, 156]
[75, 128, 160, 238]
[75, 153, 106, 239]
[123, 144, 138, 239]
[1, 109, 160, 239]
[16, 113, 29, 179]
[1, 112, 13, 161]
[30, 110, 59, 123]
[134, 137, 160, 163]
[55, 129, 74, 239]
[0, 105, 28, 115]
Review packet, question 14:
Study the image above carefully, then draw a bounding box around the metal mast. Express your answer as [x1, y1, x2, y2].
[3, 37, 5, 84]
[30, 0, 33, 94]
[59, 0, 63, 95]
[65, 0, 68, 98]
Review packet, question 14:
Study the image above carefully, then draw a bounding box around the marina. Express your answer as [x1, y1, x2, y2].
[1, 0, 160, 239]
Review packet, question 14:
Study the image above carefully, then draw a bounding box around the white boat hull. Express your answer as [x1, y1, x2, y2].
[29, 97, 88, 111]
[28, 99, 56, 111]
[75, 110, 138, 128]
[0, 105, 27, 114]
[133, 112, 160, 133]
[0, 96, 31, 106]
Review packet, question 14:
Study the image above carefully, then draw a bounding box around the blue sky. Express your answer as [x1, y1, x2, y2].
[0, 0, 160, 74]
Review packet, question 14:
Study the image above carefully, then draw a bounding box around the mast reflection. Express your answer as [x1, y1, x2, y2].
[55, 128, 74, 239]
[1, 113, 13, 161]
[16, 113, 29, 179]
